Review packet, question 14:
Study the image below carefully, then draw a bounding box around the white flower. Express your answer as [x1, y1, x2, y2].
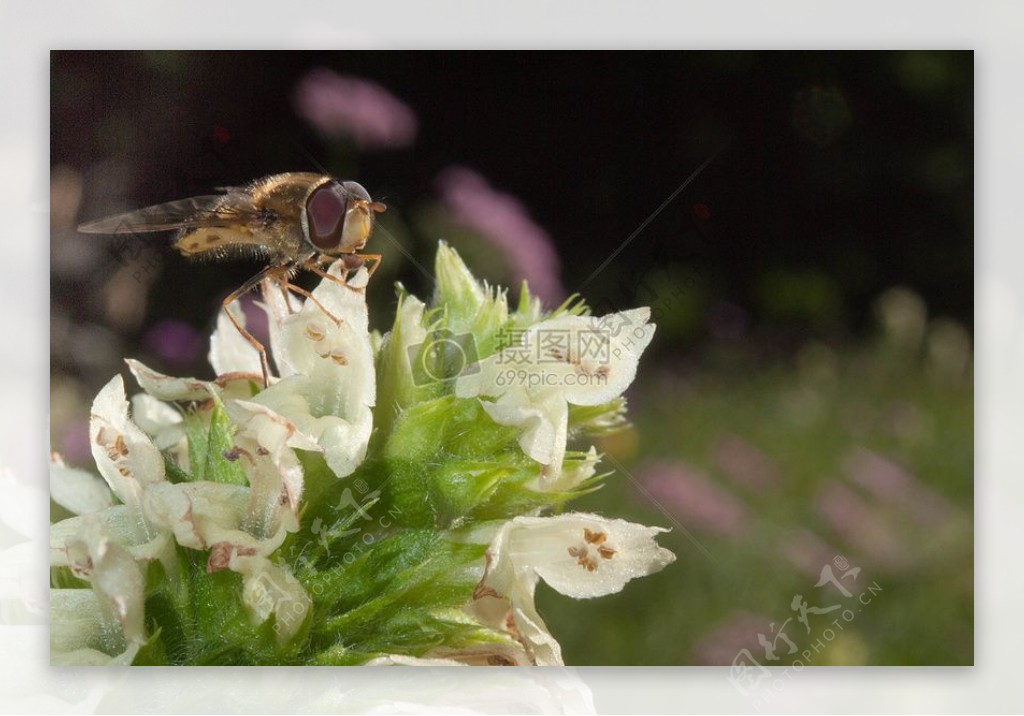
[222, 398, 320, 533]
[50, 519, 146, 665]
[537, 446, 600, 493]
[126, 262, 375, 484]
[49, 457, 114, 517]
[247, 264, 376, 478]
[130, 393, 188, 469]
[88, 375, 166, 541]
[474, 513, 675, 665]
[51, 388, 174, 574]
[129, 393, 185, 451]
[209, 304, 265, 377]
[456, 308, 655, 477]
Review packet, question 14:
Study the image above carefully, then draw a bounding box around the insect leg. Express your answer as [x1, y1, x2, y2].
[355, 253, 382, 278]
[222, 266, 277, 387]
[303, 257, 364, 294]
[281, 281, 342, 327]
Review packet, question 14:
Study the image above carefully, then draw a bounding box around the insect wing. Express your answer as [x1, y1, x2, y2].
[77, 194, 262, 235]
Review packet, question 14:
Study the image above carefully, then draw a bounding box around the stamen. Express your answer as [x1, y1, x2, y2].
[305, 323, 326, 341]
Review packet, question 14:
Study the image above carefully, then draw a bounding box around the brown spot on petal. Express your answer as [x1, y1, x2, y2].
[207, 542, 257, 573]
[329, 351, 347, 365]
[487, 654, 516, 666]
[207, 542, 233, 572]
[70, 556, 94, 579]
[305, 324, 326, 341]
[473, 583, 499, 600]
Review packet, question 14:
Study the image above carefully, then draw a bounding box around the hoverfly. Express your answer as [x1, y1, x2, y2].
[78, 172, 387, 385]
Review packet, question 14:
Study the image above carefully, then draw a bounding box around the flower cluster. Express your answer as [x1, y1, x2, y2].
[49, 243, 674, 665]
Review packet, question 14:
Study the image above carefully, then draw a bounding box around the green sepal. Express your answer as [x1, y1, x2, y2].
[182, 398, 247, 486]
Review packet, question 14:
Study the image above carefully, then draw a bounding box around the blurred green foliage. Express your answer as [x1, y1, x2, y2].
[539, 300, 972, 665]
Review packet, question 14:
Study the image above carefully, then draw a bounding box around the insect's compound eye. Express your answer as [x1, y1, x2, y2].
[305, 183, 348, 250]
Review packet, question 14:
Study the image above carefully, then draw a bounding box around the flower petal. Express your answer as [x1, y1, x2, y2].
[144, 481, 292, 555]
[50, 589, 141, 665]
[248, 263, 375, 479]
[376, 292, 428, 418]
[478, 389, 568, 473]
[49, 458, 113, 516]
[260, 281, 302, 379]
[530, 308, 655, 406]
[88, 376, 165, 543]
[127, 358, 260, 403]
[130, 393, 186, 450]
[126, 358, 217, 402]
[457, 308, 655, 407]
[51, 506, 171, 567]
[538, 446, 600, 493]
[269, 264, 373, 381]
[499, 513, 676, 599]
[223, 398, 319, 534]
[209, 305, 263, 377]
[59, 518, 146, 648]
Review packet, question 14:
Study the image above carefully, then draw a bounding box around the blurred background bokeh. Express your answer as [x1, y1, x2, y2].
[50, 51, 972, 665]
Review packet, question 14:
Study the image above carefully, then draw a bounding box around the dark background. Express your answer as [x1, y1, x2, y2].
[53, 52, 971, 364]
[50, 51, 973, 665]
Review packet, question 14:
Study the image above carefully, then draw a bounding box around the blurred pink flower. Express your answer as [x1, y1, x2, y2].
[293, 68, 417, 150]
[711, 434, 781, 493]
[57, 420, 92, 465]
[635, 459, 749, 538]
[814, 480, 909, 571]
[436, 166, 565, 305]
[779, 528, 839, 581]
[842, 448, 954, 528]
[143, 319, 202, 368]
